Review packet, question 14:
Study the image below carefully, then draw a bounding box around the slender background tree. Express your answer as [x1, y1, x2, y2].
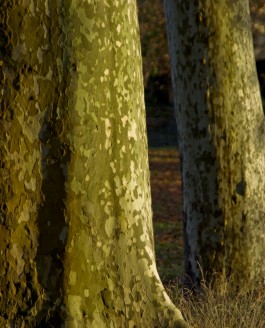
[164, 0, 265, 287]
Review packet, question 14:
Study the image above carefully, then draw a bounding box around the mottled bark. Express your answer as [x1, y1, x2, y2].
[164, 0, 265, 286]
[0, 1, 190, 327]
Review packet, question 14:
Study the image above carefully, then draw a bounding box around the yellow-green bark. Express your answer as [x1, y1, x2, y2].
[0, 1, 190, 327]
[164, 0, 265, 287]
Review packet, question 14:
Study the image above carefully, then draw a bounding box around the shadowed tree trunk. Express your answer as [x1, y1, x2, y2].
[0, 1, 191, 327]
[164, 0, 265, 287]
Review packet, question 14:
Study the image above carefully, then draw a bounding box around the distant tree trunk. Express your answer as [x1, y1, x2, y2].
[164, 0, 265, 287]
[0, 1, 190, 327]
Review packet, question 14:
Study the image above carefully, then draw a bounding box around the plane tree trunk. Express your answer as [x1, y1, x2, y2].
[164, 0, 265, 287]
[0, 1, 190, 327]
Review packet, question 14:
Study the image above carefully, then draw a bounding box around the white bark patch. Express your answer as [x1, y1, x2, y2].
[128, 120, 137, 141]
[43, 23, 48, 39]
[37, 48, 43, 63]
[102, 244, 110, 257]
[105, 216, 115, 237]
[140, 234, 145, 242]
[69, 271, 77, 286]
[46, 66, 53, 80]
[119, 145, 126, 159]
[110, 161, 116, 173]
[114, 176, 122, 196]
[24, 177, 36, 191]
[80, 146, 92, 158]
[84, 289, 90, 297]
[121, 115, 128, 127]
[17, 108, 45, 144]
[10, 244, 25, 276]
[70, 177, 83, 194]
[33, 75, 40, 96]
[18, 200, 36, 224]
[116, 24, 121, 34]
[67, 295, 82, 326]
[116, 40, 122, 47]
[44, 0, 50, 16]
[29, 1, 35, 14]
[232, 43, 239, 53]
[12, 42, 27, 60]
[105, 118, 111, 149]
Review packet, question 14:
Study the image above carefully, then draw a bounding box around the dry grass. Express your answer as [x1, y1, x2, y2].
[167, 276, 265, 328]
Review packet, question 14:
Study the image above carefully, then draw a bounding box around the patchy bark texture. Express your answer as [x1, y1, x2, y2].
[164, 0, 265, 286]
[0, 1, 189, 327]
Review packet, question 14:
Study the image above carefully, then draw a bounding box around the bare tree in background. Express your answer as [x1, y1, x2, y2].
[164, 0, 265, 288]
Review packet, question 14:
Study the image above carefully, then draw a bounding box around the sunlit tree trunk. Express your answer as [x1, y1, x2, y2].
[0, 1, 190, 327]
[164, 0, 265, 287]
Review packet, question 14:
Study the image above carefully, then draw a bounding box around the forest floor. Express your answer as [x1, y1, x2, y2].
[148, 147, 184, 285]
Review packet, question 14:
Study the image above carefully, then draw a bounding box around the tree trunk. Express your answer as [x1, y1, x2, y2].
[164, 0, 265, 287]
[0, 1, 190, 327]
